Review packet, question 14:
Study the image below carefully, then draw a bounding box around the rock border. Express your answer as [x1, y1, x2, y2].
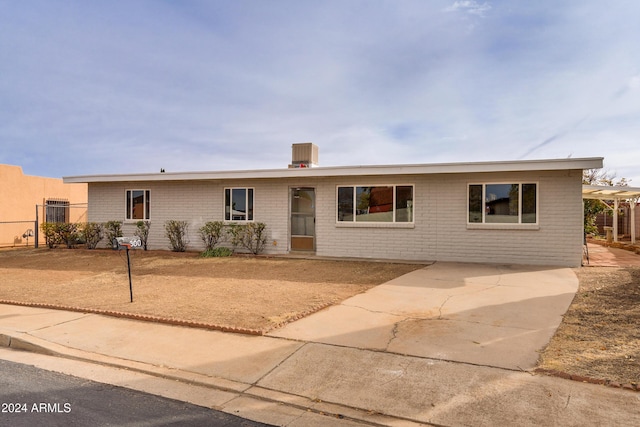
[535, 368, 639, 392]
[0, 299, 332, 336]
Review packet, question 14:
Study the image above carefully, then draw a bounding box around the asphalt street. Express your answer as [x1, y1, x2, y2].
[0, 359, 272, 427]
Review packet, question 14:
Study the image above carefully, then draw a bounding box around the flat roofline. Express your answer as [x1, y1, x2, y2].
[63, 157, 604, 183]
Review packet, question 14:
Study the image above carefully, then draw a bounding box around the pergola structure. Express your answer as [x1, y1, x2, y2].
[583, 185, 640, 244]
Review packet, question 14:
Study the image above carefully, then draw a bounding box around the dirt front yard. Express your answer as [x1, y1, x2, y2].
[0, 248, 424, 333]
[1, 248, 638, 386]
[538, 266, 639, 386]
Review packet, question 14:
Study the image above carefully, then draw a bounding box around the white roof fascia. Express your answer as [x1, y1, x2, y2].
[63, 157, 604, 184]
[582, 184, 640, 200]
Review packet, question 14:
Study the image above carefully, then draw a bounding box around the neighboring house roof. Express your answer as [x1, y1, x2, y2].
[63, 157, 604, 183]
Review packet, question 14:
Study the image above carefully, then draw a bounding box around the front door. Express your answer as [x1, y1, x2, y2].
[290, 188, 315, 251]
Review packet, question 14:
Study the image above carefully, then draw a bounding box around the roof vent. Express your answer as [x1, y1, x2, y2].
[289, 143, 319, 168]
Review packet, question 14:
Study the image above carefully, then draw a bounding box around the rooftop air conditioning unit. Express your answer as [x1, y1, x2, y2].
[289, 143, 319, 168]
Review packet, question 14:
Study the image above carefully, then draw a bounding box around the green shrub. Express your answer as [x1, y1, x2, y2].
[165, 220, 189, 252]
[134, 220, 151, 250]
[40, 222, 82, 249]
[200, 247, 233, 258]
[584, 199, 606, 236]
[40, 222, 60, 249]
[240, 222, 268, 255]
[56, 223, 80, 248]
[225, 223, 245, 252]
[81, 222, 104, 249]
[222, 222, 268, 254]
[104, 220, 123, 247]
[198, 221, 225, 251]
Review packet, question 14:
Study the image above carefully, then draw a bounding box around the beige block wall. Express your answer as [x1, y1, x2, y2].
[87, 168, 584, 266]
[314, 169, 583, 266]
[0, 164, 88, 247]
[89, 179, 297, 251]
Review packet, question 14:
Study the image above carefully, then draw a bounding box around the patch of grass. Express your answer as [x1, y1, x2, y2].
[200, 247, 233, 258]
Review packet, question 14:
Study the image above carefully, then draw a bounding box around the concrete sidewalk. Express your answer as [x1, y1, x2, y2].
[1, 262, 639, 426]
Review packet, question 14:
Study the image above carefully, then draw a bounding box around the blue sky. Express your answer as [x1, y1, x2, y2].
[1, 1, 639, 184]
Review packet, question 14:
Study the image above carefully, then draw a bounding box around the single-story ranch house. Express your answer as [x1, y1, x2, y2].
[63, 144, 603, 267]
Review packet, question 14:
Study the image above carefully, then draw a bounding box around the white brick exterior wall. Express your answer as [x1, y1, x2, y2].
[87, 168, 584, 266]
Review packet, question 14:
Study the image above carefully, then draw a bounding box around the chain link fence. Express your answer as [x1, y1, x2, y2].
[0, 202, 88, 249]
[0, 220, 37, 248]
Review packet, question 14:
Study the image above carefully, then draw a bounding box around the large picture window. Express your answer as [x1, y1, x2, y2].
[337, 185, 413, 223]
[468, 183, 537, 224]
[225, 188, 254, 221]
[126, 190, 150, 220]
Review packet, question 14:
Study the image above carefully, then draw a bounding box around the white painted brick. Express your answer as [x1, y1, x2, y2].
[87, 170, 585, 266]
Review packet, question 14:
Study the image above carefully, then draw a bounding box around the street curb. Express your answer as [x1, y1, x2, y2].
[0, 332, 251, 393]
[0, 332, 424, 427]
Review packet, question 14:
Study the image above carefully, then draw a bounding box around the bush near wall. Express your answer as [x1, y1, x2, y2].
[40, 222, 81, 249]
[81, 222, 104, 249]
[40, 222, 61, 249]
[199, 221, 225, 251]
[224, 222, 268, 255]
[59, 223, 81, 248]
[134, 220, 151, 250]
[240, 222, 268, 255]
[165, 220, 189, 252]
[198, 221, 268, 255]
[104, 221, 123, 248]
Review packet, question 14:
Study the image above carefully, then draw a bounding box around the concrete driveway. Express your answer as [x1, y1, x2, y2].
[268, 261, 579, 370]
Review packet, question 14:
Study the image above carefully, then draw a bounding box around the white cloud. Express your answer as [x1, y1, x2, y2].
[445, 1, 492, 17]
[628, 73, 640, 90]
[0, 1, 639, 184]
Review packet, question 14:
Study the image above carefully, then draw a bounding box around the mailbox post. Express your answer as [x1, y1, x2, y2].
[112, 237, 142, 302]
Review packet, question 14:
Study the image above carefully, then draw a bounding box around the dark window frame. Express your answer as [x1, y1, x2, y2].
[224, 187, 254, 222]
[336, 185, 414, 223]
[468, 182, 538, 225]
[126, 190, 150, 221]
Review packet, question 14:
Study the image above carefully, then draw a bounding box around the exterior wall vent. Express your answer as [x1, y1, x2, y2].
[289, 143, 319, 168]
